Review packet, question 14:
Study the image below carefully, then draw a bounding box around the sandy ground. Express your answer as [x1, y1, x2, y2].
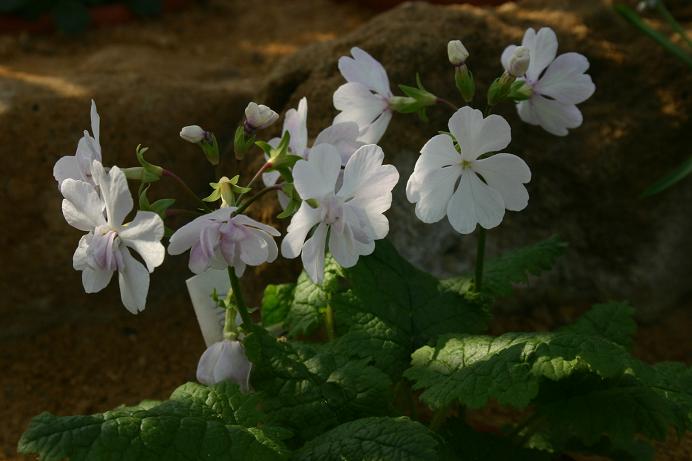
[0, 1, 690, 460]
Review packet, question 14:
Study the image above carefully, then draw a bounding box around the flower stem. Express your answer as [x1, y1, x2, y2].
[235, 184, 282, 215]
[656, 0, 692, 48]
[162, 169, 206, 207]
[324, 303, 335, 341]
[436, 97, 459, 111]
[228, 268, 253, 327]
[246, 161, 272, 190]
[475, 227, 486, 292]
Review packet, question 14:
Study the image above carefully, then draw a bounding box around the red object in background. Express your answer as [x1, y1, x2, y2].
[0, 0, 191, 35]
[340, 0, 508, 11]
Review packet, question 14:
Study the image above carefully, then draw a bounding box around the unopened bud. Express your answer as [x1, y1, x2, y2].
[508, 46, 530, 77]
[244, 102, 279, 131]
[196, 339, 252, 391]
[454, 65, 475, 103]
[180, 125, 207, 144]
[447, 40, 469, 66]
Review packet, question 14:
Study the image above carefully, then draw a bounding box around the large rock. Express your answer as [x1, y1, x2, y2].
[257, 0, 692, 317]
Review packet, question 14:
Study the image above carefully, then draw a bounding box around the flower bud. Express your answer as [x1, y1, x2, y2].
[447, 40, 469, 66]
[244, 102, 279, 131]
[196, 339, 252, 391]
[454, 65, 475, 103]
[507, 46, 530, 77]
[180, 125, 207, 144]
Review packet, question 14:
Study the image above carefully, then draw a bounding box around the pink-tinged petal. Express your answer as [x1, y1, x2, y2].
[530, 96, 583, 136]
[447, 170, 505, 234]
[281, 202, 322, 259]
[258, 230, 279, 263]
[90, 100, 100, 144]
[474, 153, 531, 212]
[197, 340, 252, 391]
[292, 144, 341, 200]
[53, 156, 83, 187]
[334, 82, 388, 127]
[534, 52, 595, 104]
[357, 109, 392, 144]
[409, 165, 462, 224]
[231, 214, 281, 237]
[523, 27, 558, 83]
[120, 211, 165, 272]
[168, 216, 211, 255]
[283, 97, 309, 155]
[118, 247, 150, 314]
[61, 179, 105, 231]
[189, 242, 212, 274]
[301, 222, 328, 284]
[81, 265, 113, 294]
[200, 224, 221, 261]
[501, 44, 518, 72]
[449, 107, 511, 160]
[338, 144, 399, 201]
[314, 122, 363, 165]
[338, 47, 392, 97]
[237, 230, 270, 266]
[92, 162, 133, 227]
[329, 224, 359, 268]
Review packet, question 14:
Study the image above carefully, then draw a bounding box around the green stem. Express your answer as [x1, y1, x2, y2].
[324, 304, 335, 341]
[474, 227, 486, 292]
[429, 407, 448, 432]
[436, 97, 459, 111]
[223, 305, 237, 340]
[228, 268, 253, 327]
[235, 184, 282, 215]
[162, 169, 207, 208]
[656, 0, 692, 48]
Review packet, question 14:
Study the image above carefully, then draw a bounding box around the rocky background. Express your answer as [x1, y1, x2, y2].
[1, 0, 691, 459]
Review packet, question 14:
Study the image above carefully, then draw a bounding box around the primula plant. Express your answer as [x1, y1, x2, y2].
[19, 27, 692, 461]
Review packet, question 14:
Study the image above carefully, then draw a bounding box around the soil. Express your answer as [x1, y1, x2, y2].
[1, 1, 690, 461]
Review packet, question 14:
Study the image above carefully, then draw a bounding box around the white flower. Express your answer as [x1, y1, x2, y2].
[262, 97, 363, 207]
[244, 102, 279, 131]
[281, 143, 399, 283]
[507, 46, 530, 77]
[180, 125, 207, 143]
[501, 27, 595, 136]
[61, 161, 165, 313]
[406, 106, 531, 235]
[334, 47, 394, 144]
[196, 339, 252, 390]
[447, 40, 469, 66]
[53, 99, 102, 188]
[168, 208, 280, 277]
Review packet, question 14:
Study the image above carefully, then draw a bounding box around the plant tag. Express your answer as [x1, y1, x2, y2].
[185, 269, 229, 347]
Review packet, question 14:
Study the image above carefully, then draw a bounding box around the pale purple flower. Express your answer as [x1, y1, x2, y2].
[244, 102, 279, 131]
[333, 47, 394, 144]
[53, 100, 102, 187]
[407, 107, 531, 234]
[282, 143, 399, 283]
[168, 208, 280, 277]
[61, 161, 165, 313]
[501, 27, 595, 136]
[196, 339, 252, 390]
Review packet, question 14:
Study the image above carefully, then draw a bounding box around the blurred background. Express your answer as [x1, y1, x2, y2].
[0, 0, 690, 460]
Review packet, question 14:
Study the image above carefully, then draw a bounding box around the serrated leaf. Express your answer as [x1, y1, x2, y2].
[243, 326, 391, 440]
[474, 235, 567, 297]
[562, 302, 637, 349]
[261, 283, 295, 327]
[294, 417, 441, 461]
[18, 396, 289, 461]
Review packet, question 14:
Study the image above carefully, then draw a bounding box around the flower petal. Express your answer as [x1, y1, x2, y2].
[314, 121, 363, 164]
[301, 222, 328, 284]
[447, 170, 505, 234]
[338, 47, 392, 97]
[292, 144, 341, 200]
[82, 266, 113, 293]
[118, 247, 150, 314]
[73, 234, 90, 270]
[338, 144, 399, 201]
[534, 52, 595, 104]
[409, 165, 461, 224]
[231, 214, 281, 237]
[448, 107, 511, 160]
[281, 202, 322, 259]
[92, 162, 133, 227]
[523, 27, 558, 83]
[119, 211, 165, 272]
[53, 156, 83, 187]
[528, 96, 583, 136]
[474, 153, 531, 211]
[412, 134, 460, 179]
[329, 224, 359, 268]
[61, 179, 105, 231]
[90, 99, 100, 144]
[283, 97, 309, 155]
[334, 82, 388, 128]
[168, 216, 211, 255]
[500, 44, 518, 72]
[357, 109, 392, 144]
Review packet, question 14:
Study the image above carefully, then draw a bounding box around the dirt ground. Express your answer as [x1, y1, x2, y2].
[0, 1, 690, 460]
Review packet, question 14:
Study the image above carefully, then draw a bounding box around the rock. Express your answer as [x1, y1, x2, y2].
[256, 0, 692, 317]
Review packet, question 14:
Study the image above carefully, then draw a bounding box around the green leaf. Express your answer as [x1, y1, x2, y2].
[641, 155, 692, 197]
[18, 384, 289, 461]
[294, 417, 441, 461]
[244, 326, 391, 440]
[261, 283, 295, 327]
[562, 302, 637, 349]
[476, 235, 567, 297]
